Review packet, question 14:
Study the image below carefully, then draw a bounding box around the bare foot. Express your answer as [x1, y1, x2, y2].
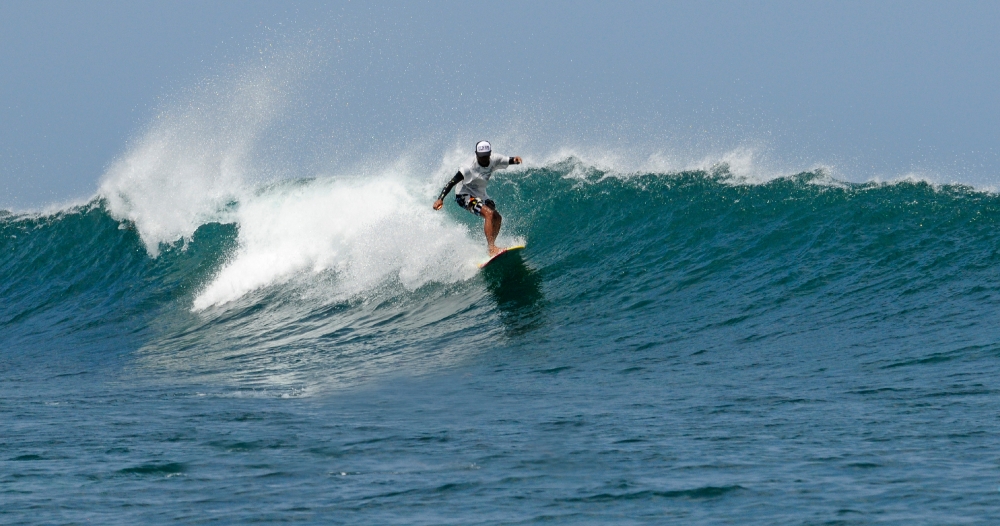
[488, 246, 503, 257]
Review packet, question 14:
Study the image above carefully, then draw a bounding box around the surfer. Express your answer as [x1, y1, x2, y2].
[433, 141, 522, 257]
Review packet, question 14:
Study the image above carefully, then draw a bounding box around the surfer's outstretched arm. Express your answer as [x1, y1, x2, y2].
[433, 171, 463, 210]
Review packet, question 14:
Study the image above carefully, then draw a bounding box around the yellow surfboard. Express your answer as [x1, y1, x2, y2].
[478, 245, 526, 269]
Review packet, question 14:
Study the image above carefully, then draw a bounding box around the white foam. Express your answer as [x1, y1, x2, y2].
[100, 127, 248, 255]
[192, 177, 481, 310]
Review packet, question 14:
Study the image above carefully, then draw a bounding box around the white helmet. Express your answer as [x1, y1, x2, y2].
[476, 140, 491, 157]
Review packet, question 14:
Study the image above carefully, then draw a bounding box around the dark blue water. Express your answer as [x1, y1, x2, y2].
[4, 165, 1000, 523]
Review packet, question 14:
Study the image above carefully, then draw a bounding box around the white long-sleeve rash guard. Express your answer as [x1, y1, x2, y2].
[437, 155, 517, 202]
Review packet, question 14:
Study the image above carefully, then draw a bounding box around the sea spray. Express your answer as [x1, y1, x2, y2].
[97, 43, 310, 256]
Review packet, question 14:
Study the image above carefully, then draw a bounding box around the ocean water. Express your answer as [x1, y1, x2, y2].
[4, 161, 1000, 524]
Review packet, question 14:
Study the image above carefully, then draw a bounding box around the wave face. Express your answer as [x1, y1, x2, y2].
[5, 163, 1000, 522]
[4, 165, 1000, 386]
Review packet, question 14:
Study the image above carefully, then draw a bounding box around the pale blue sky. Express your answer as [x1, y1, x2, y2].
[3, 1, 999, 208]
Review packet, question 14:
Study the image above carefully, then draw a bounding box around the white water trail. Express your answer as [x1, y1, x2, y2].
[192, 176, 480, 310]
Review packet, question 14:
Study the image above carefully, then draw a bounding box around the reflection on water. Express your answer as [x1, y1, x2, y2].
[480, 251, 545, 336]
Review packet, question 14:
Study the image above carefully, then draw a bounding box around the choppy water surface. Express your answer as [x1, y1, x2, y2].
[4, 165, 1000, 524]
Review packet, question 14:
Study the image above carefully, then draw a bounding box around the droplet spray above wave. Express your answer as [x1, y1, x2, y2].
[97, 44, 307, 256]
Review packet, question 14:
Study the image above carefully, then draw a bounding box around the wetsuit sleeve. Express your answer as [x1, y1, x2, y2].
[437, 171, 463, 201]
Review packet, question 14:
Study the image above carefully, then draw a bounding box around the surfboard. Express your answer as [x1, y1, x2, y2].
[479, 245, 526, 269]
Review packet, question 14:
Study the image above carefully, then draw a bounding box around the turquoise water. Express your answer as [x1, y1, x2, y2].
[4, 164, 1000, 523]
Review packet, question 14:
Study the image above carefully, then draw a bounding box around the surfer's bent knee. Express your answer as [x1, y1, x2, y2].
[483, 205, 500, 222]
